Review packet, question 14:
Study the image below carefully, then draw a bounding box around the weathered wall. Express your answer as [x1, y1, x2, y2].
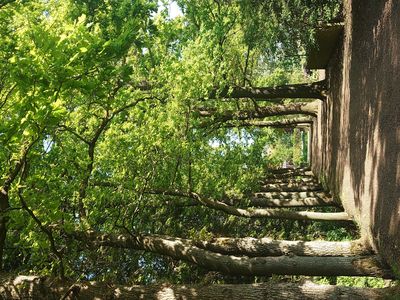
[312, 0, 400, 273]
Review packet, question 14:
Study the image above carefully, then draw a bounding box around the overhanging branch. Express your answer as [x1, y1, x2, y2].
[210, 80, 327, 100]
[197, 101, 319, 127]
[66, 229, 392, 278]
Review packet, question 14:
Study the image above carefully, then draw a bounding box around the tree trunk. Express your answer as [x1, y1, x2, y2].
[70, 230, 393, 278]
[148, 191, 349, 221]
[198, 202, 351, 220]
[221, 117, 313, 128]
[198, 102, 319, 123]
[259, 186, 323, 192]
[266, 172, 315, 179]
[194, 237, 372, 257]
[248, 197, 335, 207]
[250, 191, 336, 207]
[252, 191, 329, 200]
[259, 183, 323, 192]
[154, 194, 334, 208]
[267, 167, 311, 174]
[262, 182, 322, 188]
[264, 169, 314, 179]
[146, 194, 334, 208]
[116, 188, 344, 221]
[261, 177, 318, 184]
[1, 276, 398, 300]
[70, 231, 372, 257]
[213, 80, 327, 100]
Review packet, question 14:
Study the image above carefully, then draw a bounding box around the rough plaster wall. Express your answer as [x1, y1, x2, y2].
[312, 0, 400, 272]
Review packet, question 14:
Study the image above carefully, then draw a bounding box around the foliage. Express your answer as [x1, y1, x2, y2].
[315, 276, 387, 289]
[0, 0, 371, 287]
[237, 0, 342, 65]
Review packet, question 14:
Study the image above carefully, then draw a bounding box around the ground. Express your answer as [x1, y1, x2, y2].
[312, 0, 400, 275]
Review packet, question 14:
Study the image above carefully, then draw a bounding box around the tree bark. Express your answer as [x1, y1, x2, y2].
[213, 80, 327, 100]
[221, 117, 313, 128]
[194, 196, 351, 220]
[233, 191, 334, 208]
[70, 230, 372, 257]
[92, 186, 342, 220]
[259, 186, 323, 192]
[266, 172, 315, 179]
[69, 230, 393, 278]
[250, 191, 336, 207]
[252, 191, 329, 200]
[92, 183, 334, 208]
[247, 117, 313, 126]
[267, 167, 311, 174]
[198, 101, 319, 123]
[194, 237, 372, 257]
[1, 275, 398, 300]
[159, 194, 334, 208]
[261, 177, 317, 184]
[143, 193, 334, 208]
[247, 197, 334, 207]
[148, 190, 349, 221]
[259, 183, 323, 192]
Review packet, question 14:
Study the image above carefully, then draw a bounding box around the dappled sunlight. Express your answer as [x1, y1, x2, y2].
[0, 0, 398, 297]
[312, 0, 400, 276]
[156, 286, 177, 299]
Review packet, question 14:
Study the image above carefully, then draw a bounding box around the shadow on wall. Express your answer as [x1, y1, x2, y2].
[347, 0, 399, 271]
[342, 0, 400, 272]
[315, 0, 399, 273]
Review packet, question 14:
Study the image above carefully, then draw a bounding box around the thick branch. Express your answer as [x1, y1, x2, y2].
[253, 191, 329, 200]
[70, 231, 372, 257]
[249, 189, 335, 207]
[189, 192, 350, 221]
[146, 188, 334, 208]
[142, 190, 350, 221]
[194, 237, 372, 257]
[259, 182, 323, 192]
[198, 102, 319, 124]
[250, 191, 335, 207]
[265, 174, 315, 180]
[1, 276, 398, 300]
[247, 197, 335, 207]
[267, 167, 311, 175]
[134, 80, 326, 100]
[212, 80, 327, 100]
[265, 170, 314, 179]
[69, 230, 392, 278]
[223, 117, 313, 128]
[147, 188, 333, 209]
[261, 177, 317, 184]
